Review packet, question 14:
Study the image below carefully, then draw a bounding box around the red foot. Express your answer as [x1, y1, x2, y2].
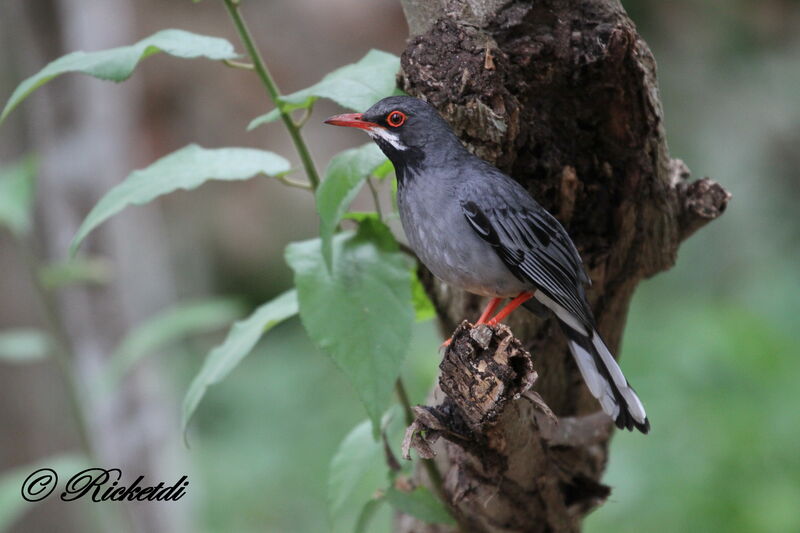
[487, 292, 535, 325]
[475, 297, 502, 325]
[441, 297, 501, 348]
[441, 294, 534, 347]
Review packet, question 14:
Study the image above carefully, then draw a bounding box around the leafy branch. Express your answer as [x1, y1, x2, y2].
[222, 0, 321, 190]
[0, 4, 448, 531]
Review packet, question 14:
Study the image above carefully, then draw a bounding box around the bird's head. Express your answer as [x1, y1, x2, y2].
[324, 96, 461, 170]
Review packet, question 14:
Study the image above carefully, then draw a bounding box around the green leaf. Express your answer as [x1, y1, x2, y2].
[70, 144, 290, 255]
[328, 408, 404, 533]
[248, 49, 400, 130]
[371, 159, 395, 180]
[385, 486, 455, 525]
[317, 143, 388, 269]
[354, 497, 386, 533]
[105, 298, 245, 385]
[342, 212, 380, 224]
[0, 329, 51, 363]
[0, 156, 37, 237]
[181, 290, 298, 432]
[247, 100, 312, 130]
[286, 219, 413, 433]
[410, 271, 436, 322]
[328, 419, 386, 532]
[0, 454, 89, 531]
[39, 256, 112, 290]
[1, 29, 237, 124]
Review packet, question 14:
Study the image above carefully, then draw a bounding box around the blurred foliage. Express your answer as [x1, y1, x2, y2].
[0, 455, 90, 531]
[172, 318, 441, 533]
[182, 290, 297, 432]
[176, 1, 800, 532]
[0, 156, 36, 238]
[38, 256, 113, 290]
[586, 265, 800, 533]
[0, 329, 51, 363]
[71, 145, 290, 255]
[105, 297, 246, 387]
[0, 29, 237, 123]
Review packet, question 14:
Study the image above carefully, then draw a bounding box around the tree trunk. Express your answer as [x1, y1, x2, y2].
[396, 1, 729, 532]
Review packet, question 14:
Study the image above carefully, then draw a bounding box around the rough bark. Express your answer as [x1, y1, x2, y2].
[396, 1, 729, 532]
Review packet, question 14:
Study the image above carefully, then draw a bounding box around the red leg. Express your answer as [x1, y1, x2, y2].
[442, 297, 504, 348]
[475, 297, 502, 325]
[487, 291, 535, 325]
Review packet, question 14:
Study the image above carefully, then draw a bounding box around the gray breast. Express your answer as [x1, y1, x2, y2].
[397, 175, 529, 298]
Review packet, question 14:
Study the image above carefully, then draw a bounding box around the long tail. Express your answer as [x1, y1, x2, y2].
[559, 323, 650, 433]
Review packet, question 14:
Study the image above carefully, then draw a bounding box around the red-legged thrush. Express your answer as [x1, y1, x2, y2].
[325, 96, 649, 434]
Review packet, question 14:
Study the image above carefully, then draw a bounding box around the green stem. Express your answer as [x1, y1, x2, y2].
[222, 0, 452, 520]
[223, 0, 321, 190]
[19, 239, 95, 458]
[18, 238, 137, 533]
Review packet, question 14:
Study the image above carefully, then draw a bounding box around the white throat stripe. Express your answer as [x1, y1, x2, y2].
[367, 128, 407, 151]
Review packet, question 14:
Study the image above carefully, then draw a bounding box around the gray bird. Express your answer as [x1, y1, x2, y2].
[325, 96, 649, 433]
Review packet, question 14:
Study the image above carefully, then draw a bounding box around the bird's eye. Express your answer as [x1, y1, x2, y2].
[386, 111, 406, 128]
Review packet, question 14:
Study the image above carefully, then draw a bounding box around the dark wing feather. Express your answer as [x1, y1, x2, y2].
[461, 196, 594, 328]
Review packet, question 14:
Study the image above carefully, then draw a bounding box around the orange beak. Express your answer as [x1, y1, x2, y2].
[323, 113, 380, 130]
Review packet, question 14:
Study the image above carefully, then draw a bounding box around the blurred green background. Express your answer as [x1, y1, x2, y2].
[0, 0, 798, 532]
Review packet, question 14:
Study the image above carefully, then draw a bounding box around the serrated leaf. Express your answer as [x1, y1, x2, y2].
[0, 156, 37, 237]
[0, 454, 89, 531]
[71, 144, 290, 255]
[1, 29, 237, 124]
[385, 486, 455, 525]
[0, 329, 51, 363]
[317, 143, 388, 269]
[286, 219, 413, 433]
[248, 49, 400, 130]
[182, 290, 298, 432]
[105, 298, 245, 385]
[39, 256, 112, 289]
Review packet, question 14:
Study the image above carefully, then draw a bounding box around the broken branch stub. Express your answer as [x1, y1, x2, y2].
[402, 322, 612, 533]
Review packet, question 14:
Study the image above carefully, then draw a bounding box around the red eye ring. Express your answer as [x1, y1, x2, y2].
[387, 110, 406, 128]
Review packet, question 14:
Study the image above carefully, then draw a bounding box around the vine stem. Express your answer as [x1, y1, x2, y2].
[223, 0, 321, 190]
